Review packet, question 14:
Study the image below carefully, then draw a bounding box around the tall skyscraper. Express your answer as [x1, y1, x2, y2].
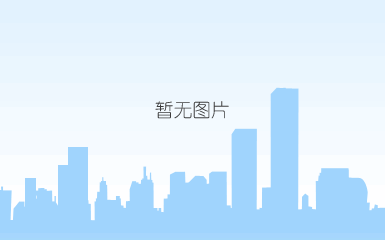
[58, 147, 90, 222]
[263, 88, 298, 212]
[231, 129, 257, 212]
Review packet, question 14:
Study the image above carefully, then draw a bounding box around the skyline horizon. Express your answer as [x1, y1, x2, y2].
[1, 88, 384, 222]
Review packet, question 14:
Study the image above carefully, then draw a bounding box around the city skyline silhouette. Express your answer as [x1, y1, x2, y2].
[0, 88, 384, 240]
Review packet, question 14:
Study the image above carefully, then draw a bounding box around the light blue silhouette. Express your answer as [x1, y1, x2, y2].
[95, 177, 124, 221]
[58, 147, 91, 224]
[164, 171, 228, 216]
[263, 88, 298, 213]
[0, 88, 384, 240]
[13, 178, 58, 223]
[301, 194, 312, 211]
[0, 187, 11, 222]
[316, 168, 369, 213]
[232, 129, 257, 213]
[126, 167, 155, 215]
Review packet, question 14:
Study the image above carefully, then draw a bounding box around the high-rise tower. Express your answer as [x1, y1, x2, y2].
[231, 129, 257, 212]
[263, 88, 298, 212]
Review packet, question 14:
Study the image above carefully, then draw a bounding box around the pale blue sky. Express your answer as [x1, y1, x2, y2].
[1, 1, 385, 23]
[0, 1, 385, 214]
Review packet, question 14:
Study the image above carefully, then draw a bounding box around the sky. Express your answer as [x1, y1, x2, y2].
[0, 1, 385, 219]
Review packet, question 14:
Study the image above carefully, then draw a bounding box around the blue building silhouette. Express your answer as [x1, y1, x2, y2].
[301, 194, 312, 211]
[164, 171, 228, 216]
[0, 187, 11, 222]
[263, 88, 299, 212]
[95, 177, 124, 221]
[25, 178, 36, 211]
[58, 147, 91, 223]
[13, 178, 58, 223]
[126, 167, 155, 215]
[13, 202, 25, 221]
[316, 168, 369, 213]
[231, 129, 257, 212]
[0, 88, 384, 239]
[207, 172, 228, 212]
[164, 172, 186, 214]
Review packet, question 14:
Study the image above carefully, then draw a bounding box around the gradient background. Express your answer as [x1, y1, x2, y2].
[0, 0, 385, 219]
